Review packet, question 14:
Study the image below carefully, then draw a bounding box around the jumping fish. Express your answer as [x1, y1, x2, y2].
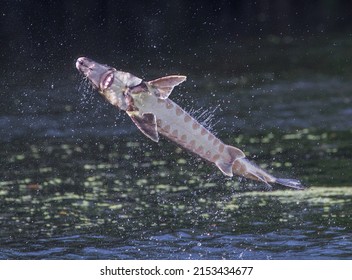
[76, 57, 303, 189]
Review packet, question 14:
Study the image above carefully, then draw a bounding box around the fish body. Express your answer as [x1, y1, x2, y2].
[76, 57, 303, 189]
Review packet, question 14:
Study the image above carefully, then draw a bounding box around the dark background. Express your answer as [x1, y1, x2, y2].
[1, 0, 352, 142]
[1, 0, 352, 71]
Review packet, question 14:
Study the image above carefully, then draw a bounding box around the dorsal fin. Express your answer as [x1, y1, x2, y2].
[127, 111, 159, 142]
[148, 75, 186, 99]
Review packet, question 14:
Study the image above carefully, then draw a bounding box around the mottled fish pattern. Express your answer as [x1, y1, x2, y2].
[76, 57, 303, 189]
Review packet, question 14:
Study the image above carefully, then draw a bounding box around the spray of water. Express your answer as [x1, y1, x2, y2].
[77, 77, 95, 106]
[188, 104, 221, 133]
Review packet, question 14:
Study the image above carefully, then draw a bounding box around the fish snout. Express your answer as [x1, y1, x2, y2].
[75, 57, 94, 72]
[75, 57, 114, 90]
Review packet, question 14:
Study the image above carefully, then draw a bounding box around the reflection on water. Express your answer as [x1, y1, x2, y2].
[1, 37, 352, 259]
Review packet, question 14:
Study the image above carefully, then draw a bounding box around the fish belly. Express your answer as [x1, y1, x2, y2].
[137, 95, 244, 176]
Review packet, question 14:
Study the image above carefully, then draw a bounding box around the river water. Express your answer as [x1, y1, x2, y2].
[0, 36, 351, 259]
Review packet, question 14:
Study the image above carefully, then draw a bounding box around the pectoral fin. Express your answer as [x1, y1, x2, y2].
[127, 111, 159, 142]
[148, 75, 186, 99]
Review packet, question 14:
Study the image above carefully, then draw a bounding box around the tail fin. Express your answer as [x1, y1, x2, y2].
[275, 178, 304, 190]
[232, 158, 304, 190]
[232, 158, 276, 184]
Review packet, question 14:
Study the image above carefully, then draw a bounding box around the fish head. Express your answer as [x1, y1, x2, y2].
[76, 57, 145, 110]
[76, 57, 115, 91]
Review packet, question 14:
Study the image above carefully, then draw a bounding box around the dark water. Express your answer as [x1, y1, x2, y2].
[1, 36, 352, 259]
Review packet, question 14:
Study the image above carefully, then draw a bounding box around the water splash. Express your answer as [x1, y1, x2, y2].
[77, 77, 95, 106]
[188, 104, 220, 132]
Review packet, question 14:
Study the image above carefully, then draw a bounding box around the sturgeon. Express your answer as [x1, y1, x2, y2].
[76, 57, 303, 189]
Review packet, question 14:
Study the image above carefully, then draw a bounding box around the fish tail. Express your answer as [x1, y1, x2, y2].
[232, 158, 276, 186]
[274, 178, 304, 189]
[232, 158, 304, 189]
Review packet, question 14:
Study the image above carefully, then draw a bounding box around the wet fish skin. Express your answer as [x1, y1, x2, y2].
[76, 57, 304, 190]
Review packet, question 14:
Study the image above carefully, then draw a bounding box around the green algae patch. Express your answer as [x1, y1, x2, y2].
[1, 132, 351, 239]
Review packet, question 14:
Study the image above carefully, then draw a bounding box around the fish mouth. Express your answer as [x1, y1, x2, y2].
[76, 57, 115, 90]
[100, 70, 114, 90]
